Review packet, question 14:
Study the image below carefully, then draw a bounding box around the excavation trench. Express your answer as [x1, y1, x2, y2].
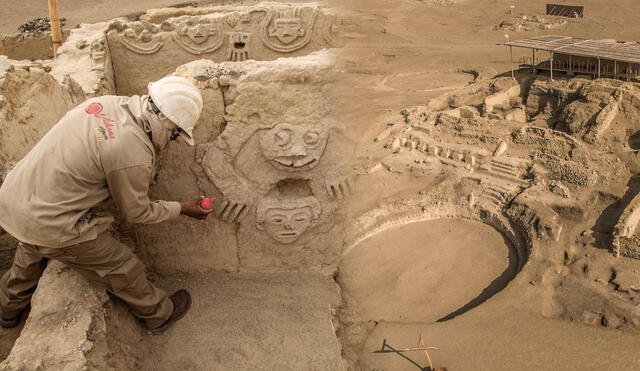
[0, 3, 353, 369]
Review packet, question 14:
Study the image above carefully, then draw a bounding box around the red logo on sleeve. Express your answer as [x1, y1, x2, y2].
[85, 102, 103, 114]
[86, 102, 116, 141]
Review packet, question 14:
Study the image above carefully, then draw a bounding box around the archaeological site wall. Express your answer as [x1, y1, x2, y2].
[129, 54, 353, 275]
[0, 3, 349, 368]
[104, 3, 340, 94]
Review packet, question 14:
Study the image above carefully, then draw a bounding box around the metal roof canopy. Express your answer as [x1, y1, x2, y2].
[506, 35, 640, 64]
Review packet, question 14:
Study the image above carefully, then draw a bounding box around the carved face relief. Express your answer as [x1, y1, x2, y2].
[228, 32, 252, 61]
[259, 123, 329, 171]
[172, 19, 223, 54]
[268, 18, 305, 45]
[256, 196, 321, 244]
[183, 23, 217, 44]
[260, 6, 319, 53]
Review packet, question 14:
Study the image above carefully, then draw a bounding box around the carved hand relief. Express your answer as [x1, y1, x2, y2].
[256, 196, 322, 244]
[171, 18, 223, 54]
[228, 32, 252, 61]
[117, 23, 164, 55]
[90, 39, 106, 63]
[259, 123, 329, 171]
[260, 6, 319, 53]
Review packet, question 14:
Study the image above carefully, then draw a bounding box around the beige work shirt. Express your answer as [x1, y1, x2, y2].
[0, 95, 181, 248]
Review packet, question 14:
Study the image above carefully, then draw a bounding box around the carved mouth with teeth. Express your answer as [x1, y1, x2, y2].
[234, 42, 246, 49]
[272, 156, 317, 168]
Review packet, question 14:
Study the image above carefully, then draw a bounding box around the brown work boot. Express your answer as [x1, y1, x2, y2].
[0, 306, 28, 329]
[0, 314, 21, 329]
[150, 289, 192, 335]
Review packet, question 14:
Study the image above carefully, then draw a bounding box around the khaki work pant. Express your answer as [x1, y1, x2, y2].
[0, 232, 173, 329]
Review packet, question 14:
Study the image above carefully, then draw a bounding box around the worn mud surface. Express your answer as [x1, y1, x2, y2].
[141, 272, 343, 371]
[339, 218, 516, 323]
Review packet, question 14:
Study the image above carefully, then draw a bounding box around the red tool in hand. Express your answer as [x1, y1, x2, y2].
[198, 197, 214, 211]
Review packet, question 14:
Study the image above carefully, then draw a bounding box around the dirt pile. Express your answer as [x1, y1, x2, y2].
[494, 14, 569, 32]
[17, 17, 67, 39]
[0, 57, 86, 254]
[0, 262, 111, 370]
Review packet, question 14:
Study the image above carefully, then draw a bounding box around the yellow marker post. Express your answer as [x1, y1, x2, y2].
[47, 0, 63, 57]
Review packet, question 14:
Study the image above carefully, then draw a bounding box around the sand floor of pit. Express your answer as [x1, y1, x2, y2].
[139, 272, 343, 371]
[339, 218, 518, 323]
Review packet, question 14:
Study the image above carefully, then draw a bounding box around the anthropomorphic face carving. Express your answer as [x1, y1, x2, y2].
[228, 32, 251, 61]
[256, 196, 322, 244]
[171, 18, 223, 54]
[268, 18, 305, 44]
[182, 23, 218, 44]
[259, 123, 329, 171]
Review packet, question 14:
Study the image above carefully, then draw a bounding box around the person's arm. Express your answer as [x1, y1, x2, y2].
[106, 165, 210, 223]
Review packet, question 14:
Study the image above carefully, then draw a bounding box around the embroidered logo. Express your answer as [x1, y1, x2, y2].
[86, 102, 116, 141]
[84, 102, 103, 114]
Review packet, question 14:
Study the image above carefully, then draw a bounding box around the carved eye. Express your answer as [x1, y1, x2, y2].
[303, 131, 320, 145]
[293, 213, 310, 222]
[243, 35, 248, 40]
[271, 217, 284, 224]
[274, 130, 292, 147]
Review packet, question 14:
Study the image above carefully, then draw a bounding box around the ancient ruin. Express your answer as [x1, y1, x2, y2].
[2, 0, 640, 370]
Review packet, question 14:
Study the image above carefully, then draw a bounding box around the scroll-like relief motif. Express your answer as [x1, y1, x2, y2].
[259, 6, 319, 53]
[202, 122, 330, 223]
[256, 195, 322, 244]
[322, 13, 342, 48]
[228, 32, 252, 61]
[171, 18, 224, 55]
[116, 23, 164, 55]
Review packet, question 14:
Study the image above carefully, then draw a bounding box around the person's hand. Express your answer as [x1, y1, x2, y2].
[180, 198, 213, 220]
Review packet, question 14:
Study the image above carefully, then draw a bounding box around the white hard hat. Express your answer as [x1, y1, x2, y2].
[148, 76, 203, 146]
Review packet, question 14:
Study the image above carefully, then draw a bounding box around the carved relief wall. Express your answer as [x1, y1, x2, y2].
[105, 3, 343, 95]
[130, 54, 353, 274]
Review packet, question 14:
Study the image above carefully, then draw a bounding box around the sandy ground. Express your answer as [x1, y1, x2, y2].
[327, 1, 640, 370]
[339, 219, 516, 323]
[360, 289, 640, 371]
[141, 272, 343, 371]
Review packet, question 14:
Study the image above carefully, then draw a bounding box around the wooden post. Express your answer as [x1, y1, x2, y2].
[532, 48, 536, 74]
[0, 38, 3, 56]
[614, 60, 617, 80]
[510, 46, 515, 80]
[597, 57, 601, 79]
[627, 63, 630, 81]
[569, 55, 572, 75]
[550, 51, 554, 80]
[47, 0, 62, 57]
